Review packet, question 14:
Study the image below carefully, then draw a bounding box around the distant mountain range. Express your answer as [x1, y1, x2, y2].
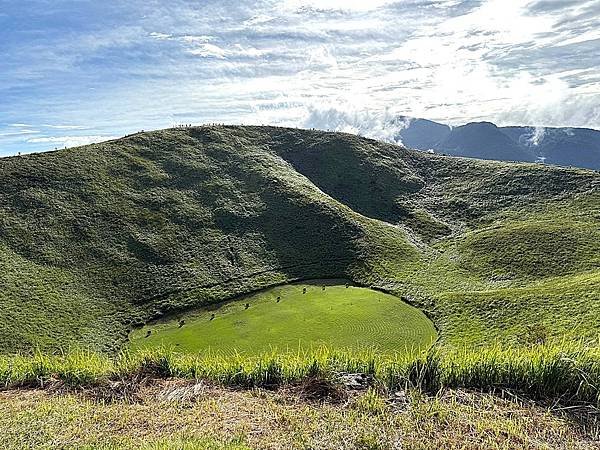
[394, 117, 600, 170]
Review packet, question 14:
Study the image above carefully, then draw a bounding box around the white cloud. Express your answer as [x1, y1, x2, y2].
[307, 46, 338, 69]
[0, 129, 40, 137]
[186, 43, 228, 58]
[442, 0, 553, 46]
[553, 29, 600, 47]
[282, 0, 395, 12]
[300, 103, 408, 143]
[3, 0, 600, 156]
[149, 32, 172, 40]
[243, 14, 276, 26]
[526, 127, 546, 146]
[27, 135, 118, 148]
[232, 44, 265, 58]
[42, 124, 88, 130]
[180, 35, 214, 44]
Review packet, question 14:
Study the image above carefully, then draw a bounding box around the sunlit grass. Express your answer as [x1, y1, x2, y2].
[2, 342, 599, 406]
[129, 284, 436, 356]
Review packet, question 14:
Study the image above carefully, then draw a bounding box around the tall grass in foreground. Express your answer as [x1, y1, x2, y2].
[1, 343, 598, 406]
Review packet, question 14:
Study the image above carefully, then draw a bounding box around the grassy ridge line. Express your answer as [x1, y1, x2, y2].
[263, 126, 599, 234]
[2, 344, 599, 406]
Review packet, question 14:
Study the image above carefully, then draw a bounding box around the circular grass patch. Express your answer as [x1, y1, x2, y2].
[129, 284, 436, 355]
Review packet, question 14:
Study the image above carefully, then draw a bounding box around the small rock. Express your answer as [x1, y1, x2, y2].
[338, 372, 372, 390]
[158, 382, 206, 402]
[391, 390, 409, 407]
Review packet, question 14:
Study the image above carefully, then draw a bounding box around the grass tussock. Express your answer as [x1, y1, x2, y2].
[2, 343, 599, 407]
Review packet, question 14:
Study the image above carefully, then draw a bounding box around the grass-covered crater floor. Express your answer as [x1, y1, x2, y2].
[129, 283, 437, 355]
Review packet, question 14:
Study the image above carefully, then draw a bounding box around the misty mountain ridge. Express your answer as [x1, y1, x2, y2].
[395, 117, 600, 170]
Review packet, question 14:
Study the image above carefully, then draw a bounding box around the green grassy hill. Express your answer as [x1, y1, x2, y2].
[0, 125, 598, 353]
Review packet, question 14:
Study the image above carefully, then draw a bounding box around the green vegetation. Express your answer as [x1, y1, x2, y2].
[2, 344, 599, 408]
[1, 125, 599, 446]
[419, 196, 600, 346]
[130, 284, 436, 355]
[2, 343, 599, 447]
[3, 384, 594, 449]
[1, 125, 597, 353]
[0, 126, 421, 352]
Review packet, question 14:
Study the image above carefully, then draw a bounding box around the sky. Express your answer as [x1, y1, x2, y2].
[1, 0, 599, 155]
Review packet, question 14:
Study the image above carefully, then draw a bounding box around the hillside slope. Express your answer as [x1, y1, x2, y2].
[0, 127, 418, 352]
[0, 125, 598, 352]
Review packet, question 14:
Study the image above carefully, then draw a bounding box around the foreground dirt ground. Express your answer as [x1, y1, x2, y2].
[0, 380, 598, 449]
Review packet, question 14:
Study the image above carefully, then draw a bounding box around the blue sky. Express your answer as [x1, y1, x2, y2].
[1, 0, 599, 155]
